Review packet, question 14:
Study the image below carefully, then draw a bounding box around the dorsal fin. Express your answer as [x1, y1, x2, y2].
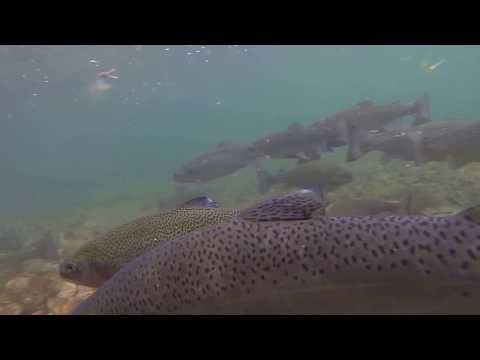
[288, 122, 304, 132]
[355, 100, 374, 106]
[239, 190, 326, 221]
[457, 205, 480, 225]
[179, 196, 219, 209]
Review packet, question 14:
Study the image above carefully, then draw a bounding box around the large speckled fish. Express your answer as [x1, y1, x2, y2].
[71, 190, 480, 315]
[59, 196, 238, 288]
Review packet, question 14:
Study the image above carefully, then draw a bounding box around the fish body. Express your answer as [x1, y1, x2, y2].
[318, 94, 431, 144]
[71, 190, 480, 315]
[423, 121, 480, 168]
[173, 143, 258, 183]
[252, 123, 344, 164]
[347, 120, 468, 165]
[256, 162, 353, 194]
[325, 195, 411, 217]
[59, 202, 239, 288]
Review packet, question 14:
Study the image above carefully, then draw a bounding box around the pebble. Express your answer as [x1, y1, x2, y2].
[22, 259, 57, 274]
[0, 303, 23, 315]
[5, 276, 31, 293]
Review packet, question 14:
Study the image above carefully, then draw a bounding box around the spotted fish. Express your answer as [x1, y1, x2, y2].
[318, 93, 431, 145]
[252, 122, 344, 164]
[256, 162, 353, 195]
[59, 196, 238, 288]
[71, 190, 480, 315]
[173, 143, 258, 183]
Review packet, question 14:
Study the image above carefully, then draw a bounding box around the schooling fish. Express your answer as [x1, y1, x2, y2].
[423, 121, 480, 169]
[173, 143, 258, 183]
[59, 196, 238, 287]
[317, 93, 431, 145]
[256, 161, 353, 195]
[346, 120, 468, 166]
[71, 190, 480, 315]
[252, 122, 344, 164]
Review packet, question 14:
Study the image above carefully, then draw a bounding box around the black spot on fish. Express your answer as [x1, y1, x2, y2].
[467, 249, 477, 260]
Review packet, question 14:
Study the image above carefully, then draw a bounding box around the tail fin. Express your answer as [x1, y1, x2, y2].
[256, 169, 276, 194]
[414, 93, 431, 119]
[346, 123, 370, 162]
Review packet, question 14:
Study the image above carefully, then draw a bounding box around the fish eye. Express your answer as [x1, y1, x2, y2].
[60, 261, 78, 274]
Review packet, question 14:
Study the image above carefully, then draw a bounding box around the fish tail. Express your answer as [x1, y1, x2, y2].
[256, 169, 276, 194]
[414, 92, 431, 120]
[346, 123, 369, 162]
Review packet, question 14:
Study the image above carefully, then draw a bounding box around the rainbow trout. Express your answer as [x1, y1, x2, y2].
[59, 196, 238, 287]
[71, 190, 480, 314]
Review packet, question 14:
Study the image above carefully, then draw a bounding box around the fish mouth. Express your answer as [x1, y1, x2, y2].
[59, 259, 107, 288]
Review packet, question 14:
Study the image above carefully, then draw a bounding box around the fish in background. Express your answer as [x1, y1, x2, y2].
[173, 143, 259, 183]
[252, 122, 345, 164]
[346, 119, 468, 166]
[59, 196, 238, 288]
[423, 121, 480, 169]
[315, 93, 431, 146]
[256, 161, 353, 195]
[71, 190, 480, 315]
[325, 194, 414, 217]
[157, 185, 208, 211]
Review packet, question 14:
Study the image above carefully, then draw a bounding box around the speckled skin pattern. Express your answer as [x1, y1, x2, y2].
[59, 208, 238, 287]
[71, 192, 480, 315]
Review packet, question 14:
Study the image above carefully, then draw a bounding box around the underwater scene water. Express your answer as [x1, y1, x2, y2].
[2, 45, 480, 314]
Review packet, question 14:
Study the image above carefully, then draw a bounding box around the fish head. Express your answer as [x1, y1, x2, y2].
[173, 157, 212, 183]
[59, 257, 115, 288]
